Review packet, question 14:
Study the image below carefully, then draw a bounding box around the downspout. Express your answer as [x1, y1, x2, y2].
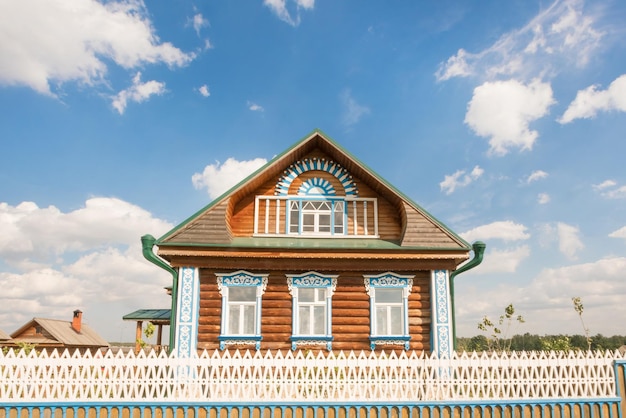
[141, 234, 178, 354]
[449, 241, 486, 351]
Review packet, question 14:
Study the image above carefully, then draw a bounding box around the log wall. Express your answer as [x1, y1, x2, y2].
[197, 268, 431, 353]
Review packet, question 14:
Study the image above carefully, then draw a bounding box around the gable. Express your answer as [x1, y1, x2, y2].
[11, 318, 109, 348]
[158, 130, 469, 253]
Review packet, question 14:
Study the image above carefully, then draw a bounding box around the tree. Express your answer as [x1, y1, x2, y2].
[540, 335, 572, 351]
[477, 304, 525, 352]
[572, 297, 592, 350]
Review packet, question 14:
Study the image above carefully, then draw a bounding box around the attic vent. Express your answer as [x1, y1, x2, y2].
[275, 158, 358, 196]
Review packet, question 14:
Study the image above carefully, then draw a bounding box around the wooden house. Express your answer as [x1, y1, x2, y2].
[7, 310, 109, 354]
[142, 130, 484, 357]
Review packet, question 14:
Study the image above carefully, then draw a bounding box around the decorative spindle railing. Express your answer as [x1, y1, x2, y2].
[0, 349, 622, 403]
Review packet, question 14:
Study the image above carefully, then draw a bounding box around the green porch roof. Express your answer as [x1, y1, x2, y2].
[123, 309, 171, 324]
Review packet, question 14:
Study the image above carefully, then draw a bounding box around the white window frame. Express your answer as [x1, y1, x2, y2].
[216, 270, 268, 350]
[364, 272, 414, 350]
[288, 197, 345, 236]
[287, 271, 338, 351]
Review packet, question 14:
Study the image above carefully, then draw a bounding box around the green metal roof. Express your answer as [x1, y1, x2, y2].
[122, 309, 171, 323]
[160, 236, 469, 251]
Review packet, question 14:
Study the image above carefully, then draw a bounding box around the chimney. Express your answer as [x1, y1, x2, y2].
[72, 309, 82, 333]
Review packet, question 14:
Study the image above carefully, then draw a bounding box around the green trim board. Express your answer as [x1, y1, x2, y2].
[158, 236, 469, 251]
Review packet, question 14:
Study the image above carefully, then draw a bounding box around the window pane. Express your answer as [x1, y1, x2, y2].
[313, 306, 325, 334]
[389, 306, 403, 335]
[299, 287, 315, 302]
[319, 214, 331, 232]
[228, 305, 240, 334]
[302, 213, 315, 231]
[376, 288, 402, 303]
[375, 307, 388, 335]
[229, 286, 257, 301]
[298, 306, 311, 334]
[243, 305, 255, 334]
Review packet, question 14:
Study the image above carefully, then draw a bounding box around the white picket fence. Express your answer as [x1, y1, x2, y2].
[0, 349, 622, 402]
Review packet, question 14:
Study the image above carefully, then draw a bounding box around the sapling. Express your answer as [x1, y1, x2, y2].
[572, 297, 592, 350]
[477, 304, 525, 352]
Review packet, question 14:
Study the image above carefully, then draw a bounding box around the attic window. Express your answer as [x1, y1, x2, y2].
[35, 326, 43, 335]
[288, 198, 345, 235]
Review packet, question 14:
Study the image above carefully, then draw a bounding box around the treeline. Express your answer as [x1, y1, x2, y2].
[456, 333, 626, 352]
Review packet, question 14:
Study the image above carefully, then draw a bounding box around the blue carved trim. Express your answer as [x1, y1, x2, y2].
[218, 335, 263, 351]
[298, 178, 336, 196]
[216, 270, 268, 290]
[432, 270, 452, 358]
[369, 335, 411, 351]
[275, 158, 358, 196]
[364, 272, 414, 296]
[290, 335, 334, 351]
[175, 267, 199, 358]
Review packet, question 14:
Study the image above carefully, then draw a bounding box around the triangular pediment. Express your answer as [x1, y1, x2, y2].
[158, 130, 469, 252]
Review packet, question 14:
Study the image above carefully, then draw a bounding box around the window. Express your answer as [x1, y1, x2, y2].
[364, 272, 414, 350]
[287, 272, 338, 350]
[227, 286, 257, 335]
[289, 199, 345, 235]
[216, 271, 268, 350]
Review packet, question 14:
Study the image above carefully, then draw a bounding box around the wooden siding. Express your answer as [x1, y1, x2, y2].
[161, 199, 233, 244]
[400, 201, 461, 247]
[230, 150, 402, 240]
[197, 269, 431, 353]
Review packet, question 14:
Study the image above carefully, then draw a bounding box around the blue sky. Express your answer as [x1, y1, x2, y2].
[1, 0, 625, 344]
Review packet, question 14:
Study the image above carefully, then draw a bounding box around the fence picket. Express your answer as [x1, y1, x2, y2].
[0, 349, 623, 403]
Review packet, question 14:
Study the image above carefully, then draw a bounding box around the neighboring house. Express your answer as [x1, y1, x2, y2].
[142, 130, 484, 357]
[7, 310, 109, 354]
[0, 328, 11, 346]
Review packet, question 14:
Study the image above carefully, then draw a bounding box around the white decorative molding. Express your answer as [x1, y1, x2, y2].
[286, 271, 338, 296]
[363, 272, 414, 297]
[275, 158, 358, 196]
[216, 270, 269, 295]
[175, 267, 199, 358]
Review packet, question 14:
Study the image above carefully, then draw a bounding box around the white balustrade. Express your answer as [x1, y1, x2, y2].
[0, 349, 622, 402]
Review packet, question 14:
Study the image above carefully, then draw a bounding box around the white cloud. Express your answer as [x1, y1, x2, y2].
[593, 180, 626, 199]
[340, 89, 370, 127]
[439, 165, 484, 195]
[594, 179, 617, 190]
[0, 197, 173, 341]
[538, 193, 551, 204]
[198, 84, 210, 97]
[526, 170, 548, 183]
[457, 257, 626, 337]
[247, 101, 264, 112]
[190, 13, 209, 36]
[460, 221, 530, 243]
[0, 198, 172, 265]
[559, 74, 626, 123]
[474, 245, 531, 274]
[0, 0, 193, 96]
[465, 79, 555, 156]
[264, 0, 314, 27]
[112, 72, 166, 114]
[557, 222, 584, 260]
[436, 0, 604, 82]
[609, 226, 626, 239]
[192, 157, 268, 200]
